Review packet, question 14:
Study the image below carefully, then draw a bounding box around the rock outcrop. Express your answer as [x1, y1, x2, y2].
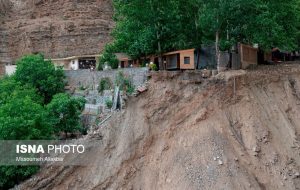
[0, 0, 114, 66]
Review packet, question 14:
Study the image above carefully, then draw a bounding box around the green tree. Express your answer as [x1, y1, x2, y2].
[111, 0, 299, 71]
[98, 45, 119, 70]
[112, 0, 203, 69]
[0, 76, 52, 190]
[15, 54, 65, 104]
[0, 56, 87, 189]
[198, 0, 299, 70]
[0, 95, 52, 189]
[0, 97, 53, 140]
[46, 93, 86, 136]
[0, 166, 39, 190]
[0, 76, 43, 106]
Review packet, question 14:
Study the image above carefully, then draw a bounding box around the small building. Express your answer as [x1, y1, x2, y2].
[116, 49, 199, 70]
[50, 55, 100, 70]
[116, 53, 133, 68]
[163, 49, 196, 70]
[115, 53, 141, 68]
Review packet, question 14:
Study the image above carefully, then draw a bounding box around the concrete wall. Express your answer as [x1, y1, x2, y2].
[65, 68, 149, 88]
[218, 52, 230, 72]
[0, 64, 5, 76]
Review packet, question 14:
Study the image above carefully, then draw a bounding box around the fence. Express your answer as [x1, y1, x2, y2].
[240, 44, 258, 69]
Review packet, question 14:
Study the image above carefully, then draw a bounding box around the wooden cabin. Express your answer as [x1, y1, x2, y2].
[115, 49, 197, 70]
[163, 49, 196, 70]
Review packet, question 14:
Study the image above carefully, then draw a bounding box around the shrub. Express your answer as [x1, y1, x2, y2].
[105, 99, 113, 109]
[126, 85, 135, 95]
[98, 78, 112, 94]
[98, 50, 119, 70]
[46, 93, 86, 136]
[149, 64, 158, 71]
[115, 71, 136, 95]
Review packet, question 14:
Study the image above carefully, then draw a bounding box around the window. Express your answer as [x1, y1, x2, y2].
[184, 57, 190, 64]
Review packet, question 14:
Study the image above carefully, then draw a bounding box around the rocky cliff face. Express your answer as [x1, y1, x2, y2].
[0, 0, 114, 67]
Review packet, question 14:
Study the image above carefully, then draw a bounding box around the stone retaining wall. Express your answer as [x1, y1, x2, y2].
[0, 64, 4, 76]
[65, 68, 149, 88]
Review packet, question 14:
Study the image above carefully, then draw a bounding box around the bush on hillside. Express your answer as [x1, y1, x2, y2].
[115, 71, 135, 95]
[98, 77, 113, 94]
[105, 99, 113, 109]
[46, 93, 86, 136]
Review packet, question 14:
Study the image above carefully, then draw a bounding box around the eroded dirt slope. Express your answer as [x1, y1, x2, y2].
[16, 64, 300, 190]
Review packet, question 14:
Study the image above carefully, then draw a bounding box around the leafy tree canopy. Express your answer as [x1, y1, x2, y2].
[98, 45, 119, 70]
[0, 55, 86, 189]
[112, 0, 203, 59]
[109, 0, 299, 61]
[0, 97, 53, 140]
[15, 54, 65, 104]
[0, 166, 39, 190]
[0, 76, 43, 106]
[46, 93, 86, 135]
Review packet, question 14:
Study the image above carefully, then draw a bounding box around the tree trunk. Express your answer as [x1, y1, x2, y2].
[150, 0, 164, 70]
[215, 30, 221, 73]
[157, 29, 164, 70]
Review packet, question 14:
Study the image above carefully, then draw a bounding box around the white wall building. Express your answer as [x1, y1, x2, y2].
[49, 55, 100, 70]
[5, 65, 16, 76]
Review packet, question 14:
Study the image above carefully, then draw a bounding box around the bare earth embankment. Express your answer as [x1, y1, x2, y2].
[16, 64, 300, 190]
